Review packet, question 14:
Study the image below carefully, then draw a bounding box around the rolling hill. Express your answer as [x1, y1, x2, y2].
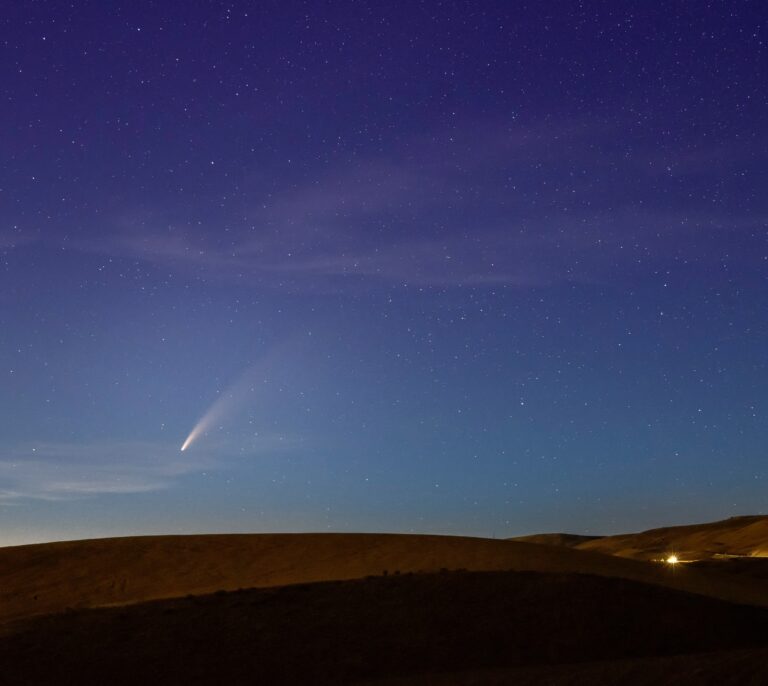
[3, 531, 768, 630]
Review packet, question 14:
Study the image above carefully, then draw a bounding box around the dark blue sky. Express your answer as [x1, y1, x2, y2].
[1, 1, 766, 545]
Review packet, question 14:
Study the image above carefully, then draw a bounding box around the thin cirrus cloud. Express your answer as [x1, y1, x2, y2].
[0, 435, 293, 502]
[0, 441, 212, 501]
[70, 119, 761, 291]
[68, 121, 587, 289]
[80, 206, 763, 293]
[88, 229, 558, 290]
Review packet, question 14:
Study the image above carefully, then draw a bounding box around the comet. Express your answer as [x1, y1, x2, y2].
[180, 369, 258, 452]
[180, 340, 301, 452]
[180, 427, 201, 452]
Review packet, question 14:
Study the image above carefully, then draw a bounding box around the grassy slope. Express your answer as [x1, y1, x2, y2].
[3, 570, 768, 685]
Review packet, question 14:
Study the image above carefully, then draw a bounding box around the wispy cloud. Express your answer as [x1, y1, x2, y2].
[69, 118, 765, 291]
[0, 435, 294, 502]
[69, 121, 582, 289]
[77, 227, 566, 290]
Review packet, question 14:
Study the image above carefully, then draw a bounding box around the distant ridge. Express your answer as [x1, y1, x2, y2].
[514, 514, 768, 561]
[577, 514, 768, 560]
[508, 533, 602, 548]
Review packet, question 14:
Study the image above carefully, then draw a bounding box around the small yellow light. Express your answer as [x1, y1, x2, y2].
[666, 554, 679, 565]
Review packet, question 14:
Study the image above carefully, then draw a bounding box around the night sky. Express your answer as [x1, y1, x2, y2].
[1, 2, 766, 546]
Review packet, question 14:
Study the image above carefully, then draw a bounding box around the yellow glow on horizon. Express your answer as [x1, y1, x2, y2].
[666, 554, 679, 565]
